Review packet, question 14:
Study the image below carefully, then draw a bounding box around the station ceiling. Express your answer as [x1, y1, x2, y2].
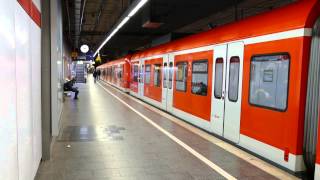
[62, 0, 296, 61]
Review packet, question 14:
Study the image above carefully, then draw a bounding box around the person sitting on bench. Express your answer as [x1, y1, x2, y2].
[64, 78, 79, 99]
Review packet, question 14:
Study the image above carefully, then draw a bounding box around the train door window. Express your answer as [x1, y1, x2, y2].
[145, 65, 151, 84]
[118, 65, 123, 79]
[140, 64, 144, 83]
[214, 58, 224, 98]
[154, 64, 161, 87]
[228, 57, 240, 102]
[163, 63, 168, 88]
[112, 66, 115, 78]
[133, 65, 139, 82]
[249, 54, 290, 111]
[168, 62, 173, 89]
[192, 60, 208, 96]
[176, 62, 188, 92]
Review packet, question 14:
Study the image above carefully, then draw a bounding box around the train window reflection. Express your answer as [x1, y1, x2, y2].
[175, 62, 188, 92]
[112, 66, 115, 78]
[192, 60, 208, 96]
[145, 65, 151, 84]
[214, 58, 224, 99]
[163, 63, 168, 88]
[117, 64, 123, 79]
[133, 65, 139, 82]
[249, 54, 290, 111]
[228, 57, 240, 102]
[139, 64, 144, 83]
[169, 62, 173, 89]
[154, 64, 161, 87]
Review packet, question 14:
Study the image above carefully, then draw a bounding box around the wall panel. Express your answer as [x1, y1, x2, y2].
[31, 20, 42, 177]
[0, 1, 42, 179]
[15, 3, 33, 179]
[0, 0, 19, 179]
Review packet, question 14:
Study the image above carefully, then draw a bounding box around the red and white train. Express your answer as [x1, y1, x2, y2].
[98, 0, 320, 177]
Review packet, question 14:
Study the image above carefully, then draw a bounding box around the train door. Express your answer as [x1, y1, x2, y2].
[161, 54, 174, 112]
[161, 55, 169, 110]
[211, 45, 227, 136]
[211, 42, 244, 143]
[166, 55, 175, 113]
[138, 59, 145, 98]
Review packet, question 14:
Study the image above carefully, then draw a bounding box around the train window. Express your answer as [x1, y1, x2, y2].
[176, 62, 188, 92]
[154, 64, 161, 87]
[163, 63, 168, 88]
[140, 64, 144, 83]
[228, 57, 240, 102]
[249, 54, 290, 111]
[145, 65, 151, 84]
[168, 62, 173, 89]
[118, 65, 123, 79]
[192, 60, 208, 96]
[112, 66, 115, 77]
[133, 65, 139, 82]
[214, 58, 224, 99]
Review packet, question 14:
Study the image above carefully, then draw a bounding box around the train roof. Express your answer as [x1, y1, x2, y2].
[130, 0, 320, 60]
[98, 0, 320, 68]
[97, 55, 131, 69]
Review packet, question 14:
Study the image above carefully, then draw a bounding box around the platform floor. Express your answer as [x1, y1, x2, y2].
[35, 77, 299, 180]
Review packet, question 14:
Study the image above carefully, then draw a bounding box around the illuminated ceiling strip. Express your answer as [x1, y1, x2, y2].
[94, 0, 148, 57]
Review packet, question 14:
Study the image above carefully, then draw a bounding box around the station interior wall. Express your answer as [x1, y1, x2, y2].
[0, 0, 42, 179]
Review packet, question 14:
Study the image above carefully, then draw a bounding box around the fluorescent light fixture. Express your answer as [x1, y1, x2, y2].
[117, 17, 130, 30]
[128, 0, 148, 17]
[93, 0, 149, 57]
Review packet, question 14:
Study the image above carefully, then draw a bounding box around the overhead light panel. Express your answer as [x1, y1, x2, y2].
[94, 0, 149, 57]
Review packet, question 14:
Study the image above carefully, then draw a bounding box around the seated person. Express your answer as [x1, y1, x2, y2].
[64, 78, 79, 99]
[196, 82, 207, 96]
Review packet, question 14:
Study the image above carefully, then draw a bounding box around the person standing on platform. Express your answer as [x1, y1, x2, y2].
[93, 69, 97, 83]
[97, 69, 101, 80]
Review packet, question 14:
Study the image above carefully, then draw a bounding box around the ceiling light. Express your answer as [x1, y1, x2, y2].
[93, 0, 149, 57]
[128, 0, 148, 17]
[117, 17, 130, 30]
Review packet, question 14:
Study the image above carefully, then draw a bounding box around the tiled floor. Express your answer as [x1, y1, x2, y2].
[35, 78, 292, 180]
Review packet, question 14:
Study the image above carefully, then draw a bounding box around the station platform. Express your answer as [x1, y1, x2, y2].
[35, 77, 299, 180]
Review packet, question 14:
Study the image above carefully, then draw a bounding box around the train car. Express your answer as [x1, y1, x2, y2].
[126, 0, 320, 174]
[99, 0, 320, 175]
[97, 56, 131, 92]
